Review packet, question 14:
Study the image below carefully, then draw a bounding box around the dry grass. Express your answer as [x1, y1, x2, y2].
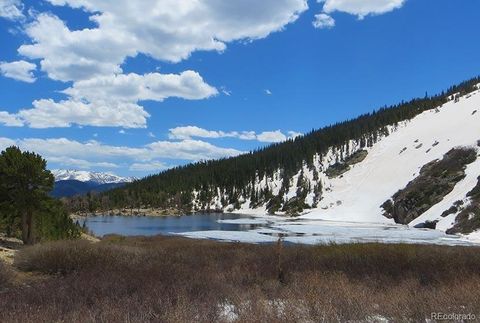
[1, 236, 480, 322]
[0, 260, 13, 290]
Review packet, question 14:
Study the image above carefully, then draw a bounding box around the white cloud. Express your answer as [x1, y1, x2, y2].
[130, 161, 168, 172]
[6, 1, 308, 129]
[147, 140, 243, 161]
[313, 13, 335, 29]
[1, 70, 217, 128]
[63, 71, 217, 103]
[169, 126, 230, 140]
[0, 0, 23, 20]
[221, 87, 232, 96]
[265, 89, 273, 95]
[320, 0, 406, 19]
[288, 131, 303, 139]
[16, 99, 150, 129]
[0, 137, 15, 148]
[47, 156, 119, 169]
[168, 126, 301, 143]
[22, 1, 308, 82]
[315, 0, 406, 27]
[0, 111, 23, 126]
[256, 130, 287, 143]
[0, 138, 146, 162]
[0, 60, 36, 83]
[118, 129, 126, 134]
[18, 13, 127, 82]
[0, 136, 244, 172]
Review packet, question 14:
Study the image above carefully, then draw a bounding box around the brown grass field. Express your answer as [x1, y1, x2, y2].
[1, 236, 480, 322]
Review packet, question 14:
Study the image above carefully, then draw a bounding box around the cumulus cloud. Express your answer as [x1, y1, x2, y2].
[0, 137, 15, 148]
[4, 1, 308, 129]
[315, 0, 406, 27]
[169, 126, 231, 140]
[1, 70, 217, 128]
[22, 1, 308, 81]
[313, 13, 335, 29]
[168, 126, 302, 143]
[63, 71, 217, 103]
[256, 130, 287, 143]
[320, 0, 406, 19]
[0, 0, 23, 20]
[146, 140, 243, 161]
[0, 111, 23, 126]
[0, 136, 244, 172]
[129, 161, 168, 172]
[0, 60, 37, 83]
[16, 99, 150, 129]
[47, 156, 119, 169]
[287, 131, 303, 139]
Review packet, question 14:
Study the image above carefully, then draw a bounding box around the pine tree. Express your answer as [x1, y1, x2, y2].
[0, 146, 54, 244]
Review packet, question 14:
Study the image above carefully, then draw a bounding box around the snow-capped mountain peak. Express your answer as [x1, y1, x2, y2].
[51, 169, 137, 184]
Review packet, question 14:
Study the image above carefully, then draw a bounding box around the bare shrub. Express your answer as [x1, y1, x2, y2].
[1, 237, 480, 322]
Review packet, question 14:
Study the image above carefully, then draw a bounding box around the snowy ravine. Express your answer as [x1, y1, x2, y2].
[180, 85, 480, 244]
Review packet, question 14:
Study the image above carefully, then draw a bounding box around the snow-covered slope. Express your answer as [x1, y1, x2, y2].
[301, 88, 480, 225]
[205, 85, 480, 239]
[51, 169, 137, 184]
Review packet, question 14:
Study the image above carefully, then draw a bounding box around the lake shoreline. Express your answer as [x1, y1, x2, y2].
[70, 207, 231, 219]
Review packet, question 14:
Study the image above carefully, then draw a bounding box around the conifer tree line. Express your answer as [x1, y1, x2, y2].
[0, 147, 80, 244]
[65, 76, 480, 214]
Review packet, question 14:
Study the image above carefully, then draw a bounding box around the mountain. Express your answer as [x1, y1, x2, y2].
[51, 170, 137, 185]
[67, 77, 480, 239]
[51, 170, 136, 198]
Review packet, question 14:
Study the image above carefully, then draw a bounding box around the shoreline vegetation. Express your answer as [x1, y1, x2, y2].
[70, 207, 226, 219]
[2, 236, 480, 322]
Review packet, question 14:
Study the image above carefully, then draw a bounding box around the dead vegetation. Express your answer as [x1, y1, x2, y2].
[1, 236, 480, 322]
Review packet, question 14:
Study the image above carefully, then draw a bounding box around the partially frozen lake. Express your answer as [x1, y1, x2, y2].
[80, 213, 476, 246]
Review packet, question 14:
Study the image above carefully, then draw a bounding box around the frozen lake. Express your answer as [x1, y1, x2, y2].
[79, 213, 264, 237]
[80, 214, 476, 246]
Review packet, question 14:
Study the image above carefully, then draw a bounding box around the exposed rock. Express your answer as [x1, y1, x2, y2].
[382, 147, 477, 224]
[440, 205, 458, 218]
[447, 176, 480, 234]
[326, 150, 368, 178]
[413, 220, 438, 229]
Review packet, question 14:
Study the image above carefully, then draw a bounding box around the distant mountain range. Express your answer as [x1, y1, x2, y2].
[51, 170, 137, 185]
[51, 170, 137, 198]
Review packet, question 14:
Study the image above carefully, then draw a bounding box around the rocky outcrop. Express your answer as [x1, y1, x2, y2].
[382, 147, 477, 224]
[326, 150, 368, 178]
[447, 176, 480, 234]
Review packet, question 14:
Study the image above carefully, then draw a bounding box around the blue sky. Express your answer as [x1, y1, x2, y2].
[1, 0, 479, 177]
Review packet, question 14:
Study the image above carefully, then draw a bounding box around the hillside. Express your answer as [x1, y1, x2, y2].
[68, 77, 480, 238]
[51, 180, 128, 198]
